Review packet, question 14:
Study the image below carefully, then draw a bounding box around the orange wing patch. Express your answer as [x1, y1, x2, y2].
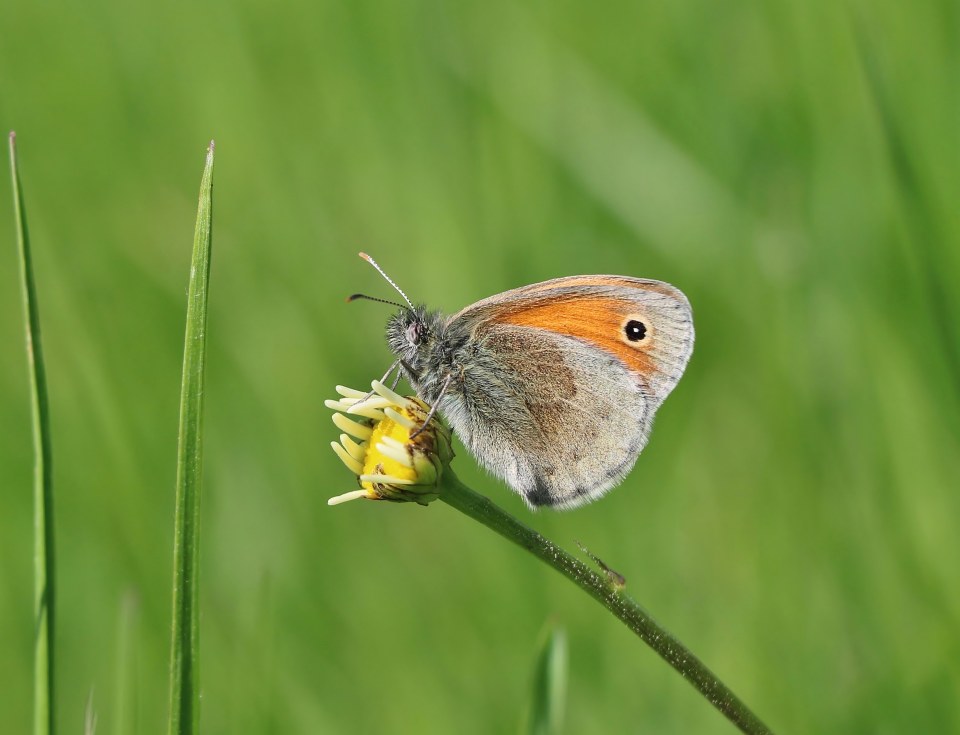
[496, 297, 656, 377]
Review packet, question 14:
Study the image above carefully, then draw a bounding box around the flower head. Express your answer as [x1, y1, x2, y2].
[325, 380, 453, 506]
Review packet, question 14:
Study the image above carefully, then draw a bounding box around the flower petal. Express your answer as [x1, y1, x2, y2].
[340, 434, 368, 462]
[371, 380, 413, 408]
[375, 441, 414, 469]
[327, 490, 369, 506]
[360, 473, 415, 486]
[383, 407, 417, 430]
[332, 413, 373, 440]
[331, 441, 364, 474]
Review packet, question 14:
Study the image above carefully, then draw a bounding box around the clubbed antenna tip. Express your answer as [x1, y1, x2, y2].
[357, 252, 415, 309]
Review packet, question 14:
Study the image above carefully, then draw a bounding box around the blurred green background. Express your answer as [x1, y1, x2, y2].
[2, 1, 959, 732]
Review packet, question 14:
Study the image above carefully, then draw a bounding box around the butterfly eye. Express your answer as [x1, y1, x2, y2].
[624, 320, 647, 342]
[405, 321, 424, 346]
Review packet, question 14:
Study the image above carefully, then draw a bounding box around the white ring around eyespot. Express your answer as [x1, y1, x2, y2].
[619, 314, 653, 348]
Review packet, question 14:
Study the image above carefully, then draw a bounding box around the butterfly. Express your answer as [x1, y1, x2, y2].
[352, 254, 694, 510]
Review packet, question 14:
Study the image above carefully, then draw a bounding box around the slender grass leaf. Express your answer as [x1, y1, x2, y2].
[167, 141, 215, 735]
[524, 623, 568, 735]
[853, 22, 960, 400]
[8, 131, 56, 735]
[83, 689, 97, 735]
[114, 591, 139, 735]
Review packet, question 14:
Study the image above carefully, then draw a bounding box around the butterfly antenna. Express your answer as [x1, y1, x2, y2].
[358, 252, 415, 310]
[346, 293, 407, 309]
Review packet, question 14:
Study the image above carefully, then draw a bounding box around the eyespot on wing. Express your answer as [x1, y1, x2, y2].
[455, 276, 694, 395]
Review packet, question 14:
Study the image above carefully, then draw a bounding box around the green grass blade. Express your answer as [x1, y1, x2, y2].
[8, 131, 56, 735]
[114, 592, 139, 735]
[524, 624, 568, 735]
[167, 141, 215, 735]
[83, 689, 97, 735]
[853, 21, 960, 398]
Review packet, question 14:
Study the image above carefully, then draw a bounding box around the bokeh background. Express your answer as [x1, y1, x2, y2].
[2, 1, 959, 732]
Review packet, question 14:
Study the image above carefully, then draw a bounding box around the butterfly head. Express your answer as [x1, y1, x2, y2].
[385, 305, 446, 381]
[352, 253, 448, 391]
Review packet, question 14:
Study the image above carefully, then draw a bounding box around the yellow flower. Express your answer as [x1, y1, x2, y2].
[325, 380, 453, 506]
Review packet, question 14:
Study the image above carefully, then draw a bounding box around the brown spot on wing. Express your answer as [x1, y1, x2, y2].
[479, 328, 583, 441]
[482, 329, 580, 395]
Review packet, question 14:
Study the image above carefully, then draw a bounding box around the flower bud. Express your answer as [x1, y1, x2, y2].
[325, 381, 453, 506]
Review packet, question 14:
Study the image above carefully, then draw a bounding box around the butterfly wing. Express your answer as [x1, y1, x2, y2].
[441, 276, 694, 509]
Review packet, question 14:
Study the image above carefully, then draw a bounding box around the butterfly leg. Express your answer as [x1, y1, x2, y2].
[354, 360, 400, 407]
[410, 373, 452, 439]
[380, 359, 401, 388]
[399, 359, 420, 384]
[389, 366, 403, 390]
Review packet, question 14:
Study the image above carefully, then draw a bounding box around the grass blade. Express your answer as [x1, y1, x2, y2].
[9, 131, 56, 735]
[114, 592, 139, 735]
[524, 623, 568, 735]
[853, 20, 960, 400]
[167, 141, 215, 735]
[83, 689, 98, 735]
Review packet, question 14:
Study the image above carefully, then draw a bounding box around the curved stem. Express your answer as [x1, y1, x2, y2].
[438, 471, 772, 735]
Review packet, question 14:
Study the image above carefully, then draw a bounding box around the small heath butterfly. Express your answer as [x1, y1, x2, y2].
[352, 254, 694, 510]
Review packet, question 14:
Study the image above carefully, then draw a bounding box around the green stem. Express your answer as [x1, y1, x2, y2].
[438, 471, 772, 735]
[9, 131, 56, 735]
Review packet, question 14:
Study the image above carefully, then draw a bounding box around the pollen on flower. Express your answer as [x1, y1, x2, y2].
[325, 380, 453, 506]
